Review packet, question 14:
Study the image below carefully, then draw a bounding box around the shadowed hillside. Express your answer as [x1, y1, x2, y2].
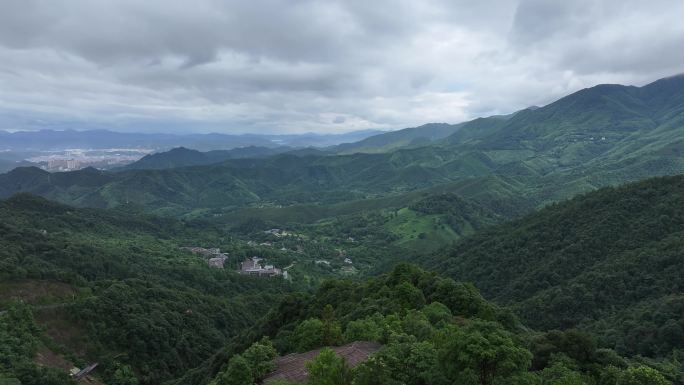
[425, 175, 684, 359]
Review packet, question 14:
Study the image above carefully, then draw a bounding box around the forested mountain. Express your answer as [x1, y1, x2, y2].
[331, 111, 524, 155]
[331, 122, 461, 154]
[0, 149, 510, 216]
[174, 264, 679, 385]
[2, 194, 679, 384]
[121, 146, 294, 170]
[442, 75, 684, 181]
[424, 175, 684, 361]
[1, 76, 684, 221]
[0, 194, 290, 385]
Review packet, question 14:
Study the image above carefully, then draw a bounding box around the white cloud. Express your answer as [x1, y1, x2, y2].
[0, 0, 683, 134]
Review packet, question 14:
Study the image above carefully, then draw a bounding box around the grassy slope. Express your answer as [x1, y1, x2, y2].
[384, 207, 462, 251]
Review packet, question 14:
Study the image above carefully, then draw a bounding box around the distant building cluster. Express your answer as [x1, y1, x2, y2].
[264, 228, 301, 238]
[47, 158, 83, 171]
[181, 247, 228, 269]
[29, 148, 152, 171]
[239, 257, 286, 278]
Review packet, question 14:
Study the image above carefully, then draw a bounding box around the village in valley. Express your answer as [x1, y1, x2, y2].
[180, 227, 364, 283]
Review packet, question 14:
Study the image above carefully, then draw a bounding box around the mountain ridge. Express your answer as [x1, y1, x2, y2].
[423, 175, 684, 358]
[0, 128, 382, 151]
[1, 74, 683, 220]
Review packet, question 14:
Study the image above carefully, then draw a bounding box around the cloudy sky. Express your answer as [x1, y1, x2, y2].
[1, 0, 684, 134]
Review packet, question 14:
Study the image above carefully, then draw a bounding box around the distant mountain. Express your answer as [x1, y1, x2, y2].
[282, 147, 331, 157]
[332, 123, 460, 154]
[424, 175, 684, 358]
[0, 129, 382, 151]
[0, 158, 35, 173]
[331, 112, 522, 155]
[444, 75, 684, 168]
[1, 75, 683, 217]
[121, 146, 294, 170]
[122, 146, 338, 171]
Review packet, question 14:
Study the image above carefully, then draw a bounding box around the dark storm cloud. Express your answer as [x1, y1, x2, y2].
[0, 0, 683, 133]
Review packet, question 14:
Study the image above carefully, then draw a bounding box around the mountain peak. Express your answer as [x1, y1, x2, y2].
[168, 146, 197, 152]
[7, 166, 49, 177]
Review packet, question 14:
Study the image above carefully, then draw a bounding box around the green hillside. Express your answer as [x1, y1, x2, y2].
[332, 122, 461, 154]
[443, 75, 684, 181]
[0, 194, 291, 385]
[425, 175, 684, 360]
[3, 180, 684, 385]
[176, 264, 677, 385]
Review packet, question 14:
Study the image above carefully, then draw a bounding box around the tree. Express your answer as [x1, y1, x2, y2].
[540, 361, 587, 385]
[344, 315, 383, 343]
[393, 282, 425, 310]
[373, 335, 444, 385]
[215, 355, 253, 385]
[438, 321, 532, 385]
[401, 311, 433, 342]
[110, 364, 139, 385]
[321, 305, 343, 346]
[531, 330, 596, 369]
[291, 319, 325, 352]
[242, 338, 278, 381]
[619, 366, 671, 385]
[305, 348, 348, 385]
[597, 365, 622, 385]
[430, 280, 492, 319]
[421, 302, 452, 326]
[352, 355, 402, 385]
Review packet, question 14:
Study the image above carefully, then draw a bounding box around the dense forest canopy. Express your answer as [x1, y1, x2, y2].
[424, 176, 684, 361]
[2, 175, 684, 384]
[202, 264, 679, 385]
[0, 194, 291, 385]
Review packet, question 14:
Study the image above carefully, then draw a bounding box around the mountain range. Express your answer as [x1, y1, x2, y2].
[120, 146, 297, 170]
[1, 75, 683, 220]
[0, 129, 382, 152]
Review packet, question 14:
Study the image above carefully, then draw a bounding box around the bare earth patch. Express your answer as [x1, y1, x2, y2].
[0, 279, 78, 307]
[34, 307, 90, 357]
[264, 341, 381, 384]
[35, 346, 104, 385]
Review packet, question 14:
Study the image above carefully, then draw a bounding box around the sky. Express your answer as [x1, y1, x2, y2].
[1, 0, 684, 134]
